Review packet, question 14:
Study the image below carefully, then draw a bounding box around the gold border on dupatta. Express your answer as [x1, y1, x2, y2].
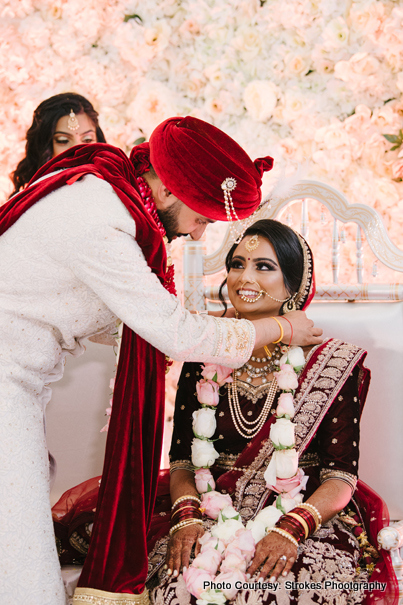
[73, 587, 149, 605]
[233, 338, 366, 522]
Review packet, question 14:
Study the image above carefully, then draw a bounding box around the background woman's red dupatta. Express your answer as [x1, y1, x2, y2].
[1, 143, 170, 595]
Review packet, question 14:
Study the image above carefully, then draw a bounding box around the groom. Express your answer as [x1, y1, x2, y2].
[0, 116, 322, 605]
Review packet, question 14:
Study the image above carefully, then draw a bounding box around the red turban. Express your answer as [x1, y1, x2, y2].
[130, 116, 273, 221]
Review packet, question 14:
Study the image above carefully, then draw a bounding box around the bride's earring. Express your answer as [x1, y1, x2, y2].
[282, 295, 297, 314]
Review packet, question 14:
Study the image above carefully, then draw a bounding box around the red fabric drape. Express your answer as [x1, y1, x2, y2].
[1, 143, 169, 595]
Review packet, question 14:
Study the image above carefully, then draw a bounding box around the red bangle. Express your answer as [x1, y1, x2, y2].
[281, 316, 293, 346]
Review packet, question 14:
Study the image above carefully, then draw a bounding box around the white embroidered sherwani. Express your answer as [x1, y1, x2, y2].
[0, 174, 255, 605]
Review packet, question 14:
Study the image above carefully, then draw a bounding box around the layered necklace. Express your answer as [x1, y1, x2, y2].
[236, 344, 283, 384]
[228, 374, 278, 439]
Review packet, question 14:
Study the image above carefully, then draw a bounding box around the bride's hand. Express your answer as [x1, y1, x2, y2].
[246, 532, 297, 581]
[165, 523, 205, 576]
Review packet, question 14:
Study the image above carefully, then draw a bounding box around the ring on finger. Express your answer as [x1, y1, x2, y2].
[279, 555, 287, 562]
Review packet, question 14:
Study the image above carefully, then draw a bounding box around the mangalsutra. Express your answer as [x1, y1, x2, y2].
[236, 344, 283, 383]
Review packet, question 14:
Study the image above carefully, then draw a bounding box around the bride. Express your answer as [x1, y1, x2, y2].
[147, 219, 396, 604]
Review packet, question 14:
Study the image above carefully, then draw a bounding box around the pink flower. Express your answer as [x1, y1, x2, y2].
[183, 567, 214, 599]
[230, 528, 255, 565]
[201, 491, 232, 519]
[276, 392, 295, 418]
[201, 364, 233, 386]
[196, 379, 220, 406]
[220, 545, 247, 573]
[199, 533, 226, 555]
[192, 548, 222, 575]
[195, 468, 216, 493]
[215, 570, 246, 600]
[268, 468, 308, 497]
[275, 365, 299, 390]
[392, 158, 403, 180]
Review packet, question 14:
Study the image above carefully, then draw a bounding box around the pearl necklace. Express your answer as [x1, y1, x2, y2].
[228, 374, 278, 439]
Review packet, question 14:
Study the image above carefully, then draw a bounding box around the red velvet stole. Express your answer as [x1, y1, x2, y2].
[1, 144, 169, 595]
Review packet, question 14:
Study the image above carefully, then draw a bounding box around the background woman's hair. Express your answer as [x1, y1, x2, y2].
[10, 92, 106, 195]
[218, 219, 304, 315]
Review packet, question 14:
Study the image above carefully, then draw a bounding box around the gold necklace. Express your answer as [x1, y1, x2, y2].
[228, 374, 278, 439]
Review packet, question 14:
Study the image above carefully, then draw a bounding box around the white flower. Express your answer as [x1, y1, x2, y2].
[192, 408, 217, 439]
[270, 418, 295, 448]
[211, 518, 244, 545]
[191, 438, 219, 468]
[196, 589, 227, 605]
[322, 17, 349, 49]
[246, 505, 283, 543]
[244, 81, 279, 122]
[264, 449, 299, 485]
[279, 346, 305, 370]
[280, 492, 304, 513]
[143, 21, 171, 53]
[217, 506, 240, 524]
[127, 80, 179, 138]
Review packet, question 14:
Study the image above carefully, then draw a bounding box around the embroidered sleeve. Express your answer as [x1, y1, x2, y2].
[315, 368, 361, 480]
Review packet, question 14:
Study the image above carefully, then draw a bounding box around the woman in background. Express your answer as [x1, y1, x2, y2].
[10, 92, 106, 195]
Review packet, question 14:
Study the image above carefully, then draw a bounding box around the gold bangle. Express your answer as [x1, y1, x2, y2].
[287, 512, 310, 539]
[171, 495, 201, 510]
[271, 317, 284, 344]
[298, 503, 322, 529]
[169, 518, 203, 537]
[266, 526, 299, 548]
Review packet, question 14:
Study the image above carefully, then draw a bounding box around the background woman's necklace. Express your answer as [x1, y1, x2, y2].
[228, 374, 278, 439]
[236, 343, 282, 383]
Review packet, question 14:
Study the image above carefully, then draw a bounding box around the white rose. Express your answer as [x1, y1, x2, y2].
[246, 505, 283, 543]
[264, 449, 299, 485]
[211, 519, 244, 545]
[218, 506, 240, 524]
[270, 418, 295, 448]
[197, 589, 227, 605]
[244, 80, 278, 122]
[192, 408, 217, 439]
[280, 492, 304, 513]
[322, 17, 349, 49]
[279, 346, 305, 370]
[191, 438, 219, 468]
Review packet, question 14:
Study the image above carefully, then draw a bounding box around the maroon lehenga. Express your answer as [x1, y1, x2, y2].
[53, 338, 398, 604]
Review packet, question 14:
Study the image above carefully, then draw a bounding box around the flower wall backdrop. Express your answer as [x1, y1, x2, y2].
[1, 0, 402, 461]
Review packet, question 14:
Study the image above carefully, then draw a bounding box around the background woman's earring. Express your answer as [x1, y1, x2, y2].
[282, 296, 297, 314]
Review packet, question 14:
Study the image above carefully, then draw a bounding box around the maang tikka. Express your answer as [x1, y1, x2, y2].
[67, 109, 80, 131]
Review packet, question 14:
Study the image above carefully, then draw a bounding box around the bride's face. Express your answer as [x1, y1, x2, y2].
[226, 235, 290, 320]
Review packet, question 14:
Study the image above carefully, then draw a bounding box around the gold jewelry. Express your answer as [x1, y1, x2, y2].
[282, 295, 297, 313]
[171, 495, 201, 509]
[222, 177, 240, 241]
[298, 503, 322, 529]
[238, 280, 264, 303]
[261, 290, 290, 303]
[245, 234, 259, 251]
[266, 527, 299, 548]
[228, 375, 277, 438]
[263, 345, 272, 358]
[169, 518, 203, 537]
[287, 512, 310, 539]
[67, 109, 80, 131]
[271, 317, 284, 344]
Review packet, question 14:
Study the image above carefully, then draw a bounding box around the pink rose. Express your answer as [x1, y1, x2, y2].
[192, 548, 222, 575]
[195, 468, 216, 494]
[220, 545, 247, 573]
[201, 491, 232, 519]
[276, 392, 295, 418]
[201, 364, 233, 386]
[275, 365, 299, 390]
[215, 570, 246, 600]
[183, 567, 214, 599]
[392, 158, 403, 180]
[196, 379, 220, 406]
[230, 528, 255, 565]
[268, 468, 308, 497]
[199, 533, 226, 555]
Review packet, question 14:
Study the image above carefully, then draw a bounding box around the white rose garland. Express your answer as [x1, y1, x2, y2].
[185, 351, 307, 603]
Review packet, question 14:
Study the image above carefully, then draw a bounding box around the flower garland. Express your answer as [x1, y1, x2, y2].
[184, 347, 307, 604]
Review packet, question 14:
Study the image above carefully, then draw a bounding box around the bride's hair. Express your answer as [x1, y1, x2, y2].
[10, 92, 107, 196]
[218, 219, 304, 315]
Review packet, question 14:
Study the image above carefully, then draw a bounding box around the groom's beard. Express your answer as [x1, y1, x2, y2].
[157, 200, 188, 242]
